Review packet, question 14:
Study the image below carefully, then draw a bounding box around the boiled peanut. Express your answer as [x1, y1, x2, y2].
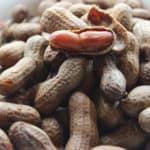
[35, 57, 88, 114]
[0, 128, 13, 150]
[121, 86, 150, 117]
[100, 56, 126, 102]
[0, 101, 40, 127]
[97, 96, 124, 128]
[138, 107, 150, 133]
[9, 121, 57, 150]
[101, 122, 146, 149]
[11, 4, 29, 23]
[40, 7, 87, 33]
[133, 8, 150, 20]
[65, 92, 100, 150]
[5, 23, 42, 41]
[110, 3, 133, 30]
[0, 35, 47, 95]
[50, 27, 115, 55]
[133, 21, 150, 60]
[0, 41, 25, 69]
[41, 117, 63, 148]
[118, 31, 139, 90]
[87, 6, 128, 54]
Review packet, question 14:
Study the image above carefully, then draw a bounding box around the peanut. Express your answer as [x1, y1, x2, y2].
[138, 107, 150, 133]
[11, 4, 29, 23]
[110, 3, 133, 30]
[40, 7, 87, 33]
[35, 57, 88, 114]
[50, 27, 115, 55]
[133, 21, 150, 60]
[118, 32, 139, 90]
[92, 145, 126, 150]
[133, 8, 150, 20]
[41, 117, 64, 148]
[52, 1, 73, 9]
[0, 101, 40, 127]
[140, 61, 150, 84]
[87, 6, 128, 54]
[0, 128, 13, 150]
[4, 23, 42, 41]
[100, 56, 126, 102]
[0, 35, 47, 95]
[97, 96, 124, 128]
[65, 92, 100, 150]
[69, 4, 91, 18]
[121, 86, 150, 117]
[9, 121, 57, 150]
[0, 41, 25, 69]
[101, 122, 146, 149]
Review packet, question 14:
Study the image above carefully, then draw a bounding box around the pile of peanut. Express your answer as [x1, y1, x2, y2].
[0, 0, 149, 149]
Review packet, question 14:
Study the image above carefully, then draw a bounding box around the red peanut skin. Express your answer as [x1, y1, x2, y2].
[50, 27, 114, 55]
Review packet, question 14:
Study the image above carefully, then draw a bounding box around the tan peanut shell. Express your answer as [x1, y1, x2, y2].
[9, 121, 57, 150]
[65, 92, 100, 150]
[110, 3, 133, 30]
[11, 4, 29, 23]
[5, 23, 42, 41]
[38, 0, 57, 15]
[0, 41, 25, 69]
[35, 57, 88, 114]
[40, 7, 87, 33]
[41, 117, 63, 148]
[0, 128, 14, 150]
[97, 96, 124, 128]
[92, 145, 126, 150]
[140, 61, 150, 84]
[121, 86, 150, 117]
[69, 4, 91, 17]
[118, 32, 139, 90]
[100, 56, 126, 102]
[133, 8, 150, 20]
[0, 101, 40, 127]
[118, 0, 144, 8]
[101, 122, 146, 149]
[133, 21, 150, 60]
[52, 1, 73, 9]
[0, 35, 47, 95]
[138, 107, 150, 133]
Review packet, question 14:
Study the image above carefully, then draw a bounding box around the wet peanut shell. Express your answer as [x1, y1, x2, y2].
[100, 56, 126, 102]
[138, 107, 150, 133]
[0, 101, 40, 127]
[0, 41, 25, 69]
[140, 61, 150, 84]
[92, 145, 126, 150]
[65, 92, 100, 150]
[35, 57, 88, 114]
[41, 117, 63, 148]
[40, 7, 87, 33]
[5, 23, 42, 41]
[118, 32, 139, 90]
[121, 86, 150, 117]
[101, 122, 146, 149]
[97, 96, 124, 128]
[9, 121, 57, 150]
